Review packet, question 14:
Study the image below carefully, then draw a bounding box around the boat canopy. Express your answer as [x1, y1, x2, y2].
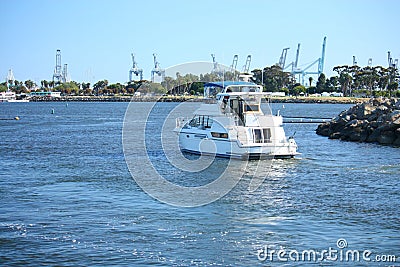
[204, 81, 262, 98]
[204, 81, 256, 88]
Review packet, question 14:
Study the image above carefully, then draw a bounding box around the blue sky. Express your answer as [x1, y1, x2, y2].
[0, 0, 399, 84]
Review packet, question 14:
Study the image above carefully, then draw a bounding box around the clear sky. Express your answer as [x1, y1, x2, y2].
[1, 0, 399, 84]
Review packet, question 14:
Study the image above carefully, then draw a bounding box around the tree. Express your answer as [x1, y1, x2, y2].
[252, 65, 292, 92]
[316, 73, 326, 93]
[0, 84, 7, 92]
[81, 82, 90, 91]
[290, 84, 306, 96]
[308, 77, 313, 88]
[54, 82, 79, 95]
[190, 82, 204, 95]
[333, 66, 352, 96]
[93, 80, 108, 95]
[24, 80, 35, 91]
[387, 81, 398, 97]
[108, 83, 124, 95]
[162, 77, 176, 93]
[40, 80, 50, 90]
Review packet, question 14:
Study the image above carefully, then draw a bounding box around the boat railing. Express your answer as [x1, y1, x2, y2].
[176, 117, 190, 128]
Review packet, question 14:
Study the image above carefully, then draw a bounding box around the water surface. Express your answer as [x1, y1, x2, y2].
[0, 102, 398, 266]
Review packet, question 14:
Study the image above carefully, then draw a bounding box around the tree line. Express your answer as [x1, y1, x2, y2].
[1, 64, 399, 97]
[251, 64, 399, 97]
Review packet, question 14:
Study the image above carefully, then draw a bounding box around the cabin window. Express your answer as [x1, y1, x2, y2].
[263, 128, 271, 143]
[253, 129, 262, 143]
[211, 132, 228, 139]
[245, 104, 259, 112]
[253, 128, 271, 143]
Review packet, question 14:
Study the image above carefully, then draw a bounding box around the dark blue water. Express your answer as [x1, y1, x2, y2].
[1, 102, 399, 266]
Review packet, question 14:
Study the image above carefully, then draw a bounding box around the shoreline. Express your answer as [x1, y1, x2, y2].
[26, 95, 372, 104]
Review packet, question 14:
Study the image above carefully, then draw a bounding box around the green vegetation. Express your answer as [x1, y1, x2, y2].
[2, 63, 399, 98]
[332, 65, 399, 97]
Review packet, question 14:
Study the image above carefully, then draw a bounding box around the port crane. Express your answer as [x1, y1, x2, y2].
[230, 55, 238, 73]
[368, 58, 373, 67]
[278, 48, 289, 69]
[151, 53, 165, 83]
[284, 43, 300, 73]
[211, 54, 221, 74]
[129, 53, 143, 81]
[353, 56, 358, 66]
[388, 51, 398, 69]
[287, 37, 326, 85]
[242, 55, 251, 73]
[53, 49, 67, 83]
[6, 69, 15, 89]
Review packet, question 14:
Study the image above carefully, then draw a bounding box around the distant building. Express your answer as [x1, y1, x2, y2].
[30, 91, 61, 98]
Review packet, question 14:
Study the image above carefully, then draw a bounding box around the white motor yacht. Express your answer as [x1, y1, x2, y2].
[174, 81, 298, 160]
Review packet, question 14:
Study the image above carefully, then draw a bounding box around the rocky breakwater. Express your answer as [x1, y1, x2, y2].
[316, 98, 400, 146]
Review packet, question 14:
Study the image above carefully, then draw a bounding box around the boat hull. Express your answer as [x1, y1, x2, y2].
[177, 131, 298, 160]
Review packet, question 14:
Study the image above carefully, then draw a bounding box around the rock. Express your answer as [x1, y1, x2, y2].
[345, 119, 359, 127]
[359, 128, 370, 142]
[382, 99, 394, 109]
[316, 122, 330, 136]
[367, 113, 378, 122]
[316, 98, 400, 146]
[354, 103, 374, 119]
[329, 132, 342, 139]
[366, 131, 378, 143]
[376, 105, 389, 114]
[329, 118, 347, 133]
[395, 128, 400, 137]
[395, 100, 400, 110]
[369, 121, 380, 128]
[377, 131, 396, 144]
[389, 110, 400, 122]
[348, 129, 361, 141]
[393, 137, 400, 146]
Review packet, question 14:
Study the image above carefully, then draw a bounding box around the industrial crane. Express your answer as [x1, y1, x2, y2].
[242, 55, 251, 73]
[6, 69, 15, 89]
[353, 56, 358, 66]
[211, 54, 220, 74]
[368, 58, 373, 67]
[151, 53, 165, 83]
[284, 43, 300, 72]
[388, 51, 398, 69]
[53, 49, 66, 83]
[278, 48, 289, 69]
[129, 53, 143, 81]
[230, 55, 238, 73]
[290, 37, 326, 85]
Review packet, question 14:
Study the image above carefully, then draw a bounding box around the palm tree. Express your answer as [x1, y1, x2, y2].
[309, 77, 313, 88]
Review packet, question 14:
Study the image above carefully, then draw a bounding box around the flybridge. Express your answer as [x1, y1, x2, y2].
[203, 81, 262, 98]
